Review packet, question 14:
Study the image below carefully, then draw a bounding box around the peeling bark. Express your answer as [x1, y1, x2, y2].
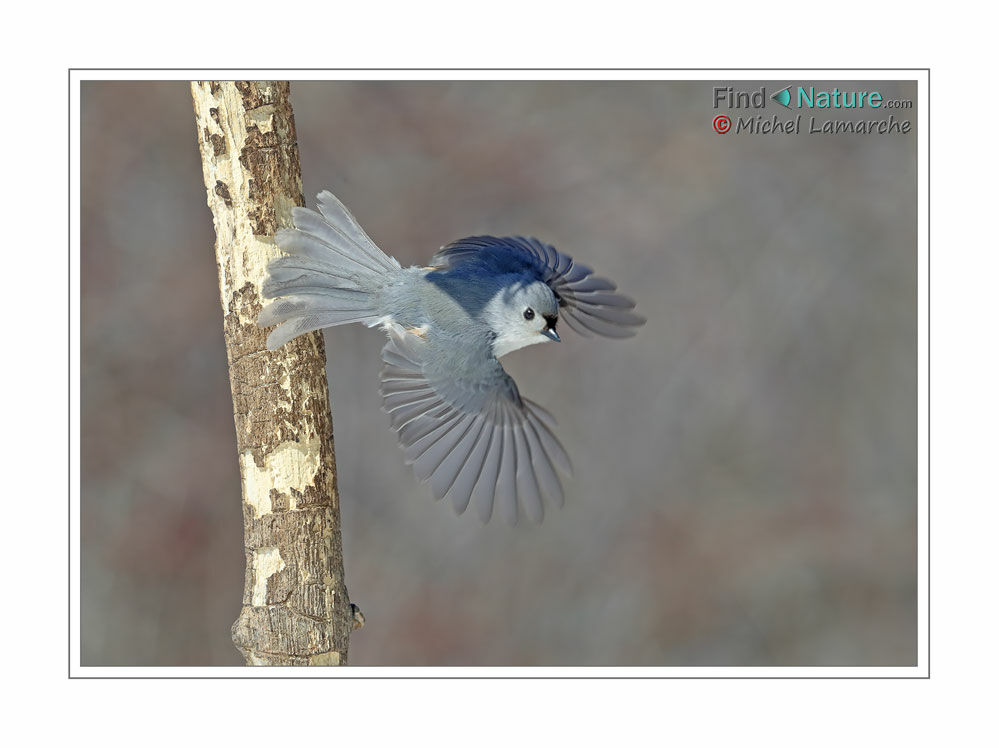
[191, 81, 355, 665]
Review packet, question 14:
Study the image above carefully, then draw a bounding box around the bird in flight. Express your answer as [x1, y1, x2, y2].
[260, 190, 644, 524]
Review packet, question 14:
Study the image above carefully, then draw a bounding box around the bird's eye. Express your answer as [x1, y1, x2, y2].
[523, 308, 535, 321]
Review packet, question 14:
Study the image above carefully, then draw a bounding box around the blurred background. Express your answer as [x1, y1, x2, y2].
[81, 79, 917, 666]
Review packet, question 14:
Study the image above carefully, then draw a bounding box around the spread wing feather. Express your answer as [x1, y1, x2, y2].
[380, 326, 570, 524]
[431, 236, 645, 338]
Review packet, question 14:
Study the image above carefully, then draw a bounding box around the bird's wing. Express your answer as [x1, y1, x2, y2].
[431, 236, 645, 338]
[380, 325, 571, 525]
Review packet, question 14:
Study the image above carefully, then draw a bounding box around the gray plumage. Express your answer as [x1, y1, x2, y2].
[259, 190, 644, 524]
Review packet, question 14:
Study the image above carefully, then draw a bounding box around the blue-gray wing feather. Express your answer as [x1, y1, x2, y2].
[379, 326, 570, 524]
[431, 236, 645, 338]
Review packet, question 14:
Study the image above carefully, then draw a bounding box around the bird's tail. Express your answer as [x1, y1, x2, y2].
[259, 190, 401, 350]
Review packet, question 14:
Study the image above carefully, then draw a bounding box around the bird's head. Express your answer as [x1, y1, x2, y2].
[487, 280, 561, 358]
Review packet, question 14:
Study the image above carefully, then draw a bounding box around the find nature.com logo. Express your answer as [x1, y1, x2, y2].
[711, 84, 913, 136]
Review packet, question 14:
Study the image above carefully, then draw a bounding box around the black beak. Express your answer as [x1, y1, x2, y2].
[542, 315, 561, 342]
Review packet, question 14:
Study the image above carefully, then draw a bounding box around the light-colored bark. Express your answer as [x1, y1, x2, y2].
[191, 81, 357, 665]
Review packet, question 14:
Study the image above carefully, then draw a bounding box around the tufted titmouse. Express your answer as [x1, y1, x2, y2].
[259, 190, 644, 524]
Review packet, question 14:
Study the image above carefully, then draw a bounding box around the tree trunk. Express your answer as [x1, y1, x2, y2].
[191, 81, 356, 665]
